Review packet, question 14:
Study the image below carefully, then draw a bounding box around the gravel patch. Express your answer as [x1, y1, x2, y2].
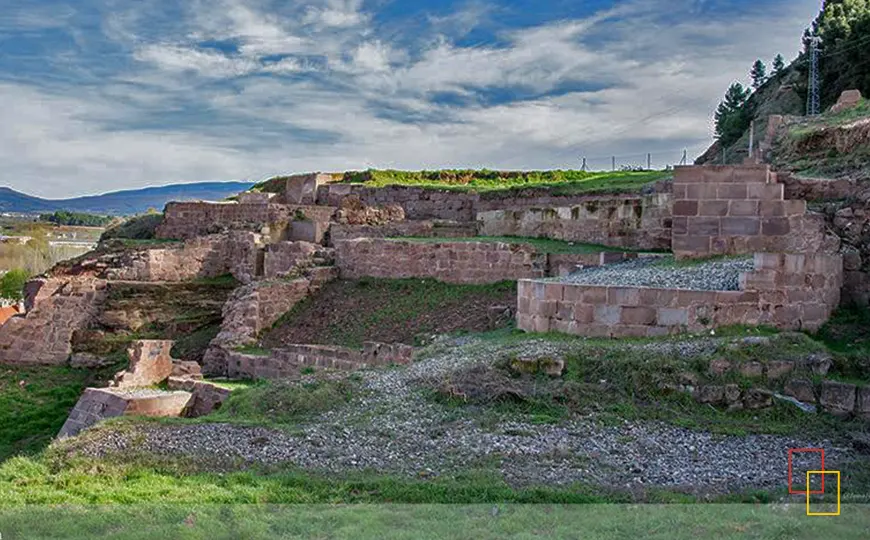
[560, 256, 756, 291]
[72, 336, 854, 496]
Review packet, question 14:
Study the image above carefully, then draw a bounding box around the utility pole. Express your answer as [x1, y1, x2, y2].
[612, 156, 616, 171]
[647, 153, 651, 170]
[680, 149, 687, 166]
[807, 36, 821, 116]
[581, 157, 587, 171]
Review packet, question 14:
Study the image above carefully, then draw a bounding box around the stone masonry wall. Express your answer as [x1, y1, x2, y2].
[157, 202, 335, 241]
[477, 193, 672, 250]
[107, 233, 262, 284]
[672, 165, 831, 258]
[57, 388, 192, 438]
[517, 252, 843, 337]
[334, 238, 547, 284]
[225, 342, 414, 380]
[0, 277, 107, 365]
[317, 183, 672, 224]
[328, 220, 478, 243]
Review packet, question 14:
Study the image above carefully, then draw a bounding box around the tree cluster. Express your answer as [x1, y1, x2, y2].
[38, 211, 112, 227]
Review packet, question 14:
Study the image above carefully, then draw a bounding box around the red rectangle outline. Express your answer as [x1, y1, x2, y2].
[788, 448, 825, 495]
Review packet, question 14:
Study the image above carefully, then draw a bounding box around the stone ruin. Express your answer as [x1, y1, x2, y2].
[0, 163, 866, 437]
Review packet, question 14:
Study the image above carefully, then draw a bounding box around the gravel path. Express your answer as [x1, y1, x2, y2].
[73, 336, 853, 495]
[560, 257, 755, 291]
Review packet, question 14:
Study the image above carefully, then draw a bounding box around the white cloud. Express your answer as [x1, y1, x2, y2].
[1, 0, 823, 197]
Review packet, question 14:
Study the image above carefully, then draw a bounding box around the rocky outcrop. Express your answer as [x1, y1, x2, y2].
[111, 340, 174, 388]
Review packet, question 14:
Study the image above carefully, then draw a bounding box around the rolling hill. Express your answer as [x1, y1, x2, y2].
[0, 182, 253, 216]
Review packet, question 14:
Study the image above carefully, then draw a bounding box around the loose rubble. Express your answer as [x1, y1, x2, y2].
[73, 336, 852, 495]
[560, 257, 756, 291]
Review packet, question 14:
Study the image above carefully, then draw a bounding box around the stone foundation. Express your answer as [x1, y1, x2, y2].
[517, 252, 843, 337]
[167, 377, 232, 418]
[224, 341, 414, 380]
[57, 388, 192, 438]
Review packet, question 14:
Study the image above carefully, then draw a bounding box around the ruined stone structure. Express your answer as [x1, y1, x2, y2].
[671, 165, 833, 259]
[333, 238, 644, 285]
[57, 387, 192, 438]
[112, 340, 175, 388]
[0, 277, 107, 365]
[221, 341, 414, 380]
[517, 165, 844, 337]
[518, 252, 842, 338]
[477, 193, 672, 250]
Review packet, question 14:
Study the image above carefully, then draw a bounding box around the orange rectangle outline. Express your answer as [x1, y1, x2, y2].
[806, 470, 840, 516]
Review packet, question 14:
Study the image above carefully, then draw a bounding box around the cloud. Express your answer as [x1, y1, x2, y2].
[0, 0, 822, 197]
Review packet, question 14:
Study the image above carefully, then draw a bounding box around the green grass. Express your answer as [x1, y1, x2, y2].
[0, 366, 117, 460]
[251, 169, 671, 195]
[390, 236, 646, 254]
[207, 377, 359, 426]
[815, 305, 870, 383]
[2, 503, 870, 540]
[264, 278, 516, 349]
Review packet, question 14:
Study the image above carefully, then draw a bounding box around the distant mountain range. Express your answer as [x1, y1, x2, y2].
[0, 182, 254, 216]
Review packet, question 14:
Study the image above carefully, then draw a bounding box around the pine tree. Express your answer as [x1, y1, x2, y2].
[714, 83, 751, 144]
[750, 60, 767, 89]
[772, 54, 785, 75]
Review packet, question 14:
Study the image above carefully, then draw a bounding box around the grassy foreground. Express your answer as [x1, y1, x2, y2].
[0, 503, 868, 540]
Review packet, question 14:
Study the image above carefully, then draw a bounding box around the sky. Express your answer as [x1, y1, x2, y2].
[0, 0, 821, 198]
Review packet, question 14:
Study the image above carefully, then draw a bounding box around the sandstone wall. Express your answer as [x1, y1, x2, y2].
[333, 239, 547, 284]
[57, 388, 192, 438]
[316, 183, 672, 224]
[672, 165, 833, 258]
[476, 193, 672, 250]
[225, 342, 413, 380]
[107, 233, 262, 283]
[0, 277, 107, 365]
[157, 202, 335, 241]
[517, 252, 843, 338]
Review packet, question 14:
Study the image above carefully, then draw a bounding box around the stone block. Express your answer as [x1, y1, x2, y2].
[695, 385, 725, 404]
[820, 381, 857, 416]
[747, 183, 784, 200]
[721, 217, 760, 235]
[766, 361, 794, 380]
[688, 217, 721, 236]
[112, 340, 175, 389]
[620, 306, 656, 325]
[656, 307, 688, 326]
[738, 362, 764, 378]
[708, 358, 732, 376]
[698, 200, 729, 217]
[607, 287, 640, 306]
[743, 388, 773, 409]
[717, 184, 747, 200]
[672, 235, 711, 253]
[729, 200, 759, 217]
[673, 200, 699, 216]
[594, 305, 622, 325]
[761, 218, 790, 236]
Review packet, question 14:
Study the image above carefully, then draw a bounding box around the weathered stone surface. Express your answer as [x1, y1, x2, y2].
[857, 386, 870, 420]
[784, 378, 816, 403]
[98, 309, 146, 331]
[335, 195, 405, 226]
[830, 89, 863, 113]
[708, 358, 732, 376]
[69, 353, 111, 369]
[820, 381, 857, 416]
[112, 340, 174, 388]
[171, 360, 203, 380]
[57, 388, 192, 438]
[743, 388, 774, 410]
[796, 353, 834, 376]
[766, 361, 794, 380]
[167, 378, 232, 418]
[739, 362, 764, 378]
[724, 384, 742, 408]
[695, 385, 725, 404]
[0, 277, 107, 366]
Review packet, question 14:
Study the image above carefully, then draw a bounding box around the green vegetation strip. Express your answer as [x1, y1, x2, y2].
[390, 236, 639, 254]
[253, 169, 671, 195]
[0, 503, 868, 539]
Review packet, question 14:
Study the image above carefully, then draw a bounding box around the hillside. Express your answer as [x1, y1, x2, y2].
[0, 182, 253, 216]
